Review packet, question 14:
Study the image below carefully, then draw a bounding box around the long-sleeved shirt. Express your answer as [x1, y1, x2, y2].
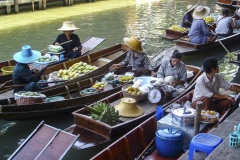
[120, 50, 149, 71]
[188, 19, 211, 44]
[157, 59, 187, 82]
[181, 13, 193, 28]
[192, 73, 232, 102]
[53, 33, 82, 54]
[13, 63, 43, 93]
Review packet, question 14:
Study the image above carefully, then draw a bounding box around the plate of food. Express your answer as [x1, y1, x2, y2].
[48, 45, 63, 52]
[201, 110, 219, 124]
[118, 75, 134, 83]
[35, 56, 58, 64]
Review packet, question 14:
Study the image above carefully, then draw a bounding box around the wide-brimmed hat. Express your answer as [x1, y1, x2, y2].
[123, 36, 143, 52]
[185, 4, 198, 14]
[114, 98, 144, 117]
[192, 5, 210, 19]
[13, 45, 41, 64]
[58, 21, 79, 31]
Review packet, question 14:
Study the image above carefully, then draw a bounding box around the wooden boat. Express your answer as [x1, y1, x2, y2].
[0, 74, 122, 120]
[90, 83, 240, 160]
[64, 65, 202, 150]
[0, 43, 128, 94]
[0, 37, 105, 85]
[216, 0, 237, 9]
[174, 29, 240, 56]
[160, 29, 188, 40]
[8, 121, 79, 160]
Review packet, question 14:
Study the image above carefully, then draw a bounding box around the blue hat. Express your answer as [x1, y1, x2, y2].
[13, 45, 41, 64]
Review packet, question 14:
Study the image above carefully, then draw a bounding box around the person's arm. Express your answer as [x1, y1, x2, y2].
[201, 20, 212, 36]
[156, 61, 166, 79]
[143, 54, 150, 69]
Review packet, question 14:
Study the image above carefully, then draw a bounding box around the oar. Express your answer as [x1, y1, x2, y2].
[40, 40, 73, 53]
[5, 80, 67, 88]
[136, 137, 156, 160]
[210, 30, 231, 54]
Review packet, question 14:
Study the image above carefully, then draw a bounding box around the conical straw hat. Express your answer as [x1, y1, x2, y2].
[123, 36, 143, 52]
[114, 98, 144, 118]
[192, 5, 210, 19]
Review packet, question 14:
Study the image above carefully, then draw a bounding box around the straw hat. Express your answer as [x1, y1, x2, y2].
[123, 36, 143, 52]
[192, 5, 210, 19]
[114, 98, 144, 118]
[13, 45, 41, 64]
[58, 21, 79, 31]
[185, 4, 198, 14]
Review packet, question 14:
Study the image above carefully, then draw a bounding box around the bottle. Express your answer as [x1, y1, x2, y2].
[59, 54, 64, 61]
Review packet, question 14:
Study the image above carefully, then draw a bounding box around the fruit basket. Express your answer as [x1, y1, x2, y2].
[201, 110, 219, 123]
[117, 75, 134, 84]
[121, 85, 147, 102]
[1, 66, 14, 75]
[14, 91, 46, 105]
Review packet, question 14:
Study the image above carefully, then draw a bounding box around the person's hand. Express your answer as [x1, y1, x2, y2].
[55, 42, 60, 46]
[73, 47, 78, 52]
[226, 95, 235, 103]
[151, 71, 157, 77]
[109, 64, 118, 71]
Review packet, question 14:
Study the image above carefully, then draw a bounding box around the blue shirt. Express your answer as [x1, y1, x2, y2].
[188, 19, 211, 44]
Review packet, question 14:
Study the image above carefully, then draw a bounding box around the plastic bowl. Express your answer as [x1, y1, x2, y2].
[1, 66, 14, 75]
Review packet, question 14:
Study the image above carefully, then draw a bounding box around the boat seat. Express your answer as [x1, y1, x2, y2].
[96, 58, 111, 67]
[188, 133, 223, 160]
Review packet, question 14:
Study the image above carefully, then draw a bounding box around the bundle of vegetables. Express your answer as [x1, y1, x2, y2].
[48, 45, 63, 52]
[36, 56, 55, 63]
[169, 25, 188, 33]
[85, 102, 119, 126]
[16, 91, 44, 97]
[80, 88, 102, 96]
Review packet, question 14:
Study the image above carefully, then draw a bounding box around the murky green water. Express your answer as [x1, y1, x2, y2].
[0, 0, 240, 159]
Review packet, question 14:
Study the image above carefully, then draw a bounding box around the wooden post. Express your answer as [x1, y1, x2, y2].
[70, 0, 73, 6]
[32, 0, 34, 12]
[37, 0, 43, 10]
[194, 101, 203, 135]
[43, 0, 46, 10]
[6, 5, 11, 14]
[14, 0, 19, 14]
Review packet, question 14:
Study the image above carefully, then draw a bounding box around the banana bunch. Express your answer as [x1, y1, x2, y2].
[169, 25, 188, 33]
[204, 16, 215, 24]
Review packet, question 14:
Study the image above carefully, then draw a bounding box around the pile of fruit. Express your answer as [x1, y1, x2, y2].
[36, 56, 55, 63]
[124, 86, 143, 95]
[85, 102, 119, 126]
[56, 62, 98, 80]
[16, 91, 44, 97]
[80, 88, 102, 96]
[118, 75, 134, 83]
[201, 110, 219, 123]
[169, 25, 188, 33]
[48, 45, 63, 52]
[204, 16, 215, 24]
[92, 82, 106, 90]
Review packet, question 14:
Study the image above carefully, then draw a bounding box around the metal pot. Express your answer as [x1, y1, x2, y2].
[171, 108, 195, 126]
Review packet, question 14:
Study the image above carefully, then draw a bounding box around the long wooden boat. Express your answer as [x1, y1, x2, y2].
[91, 83, 240, 160]
[174, 30, 240, 56]
[160, 29, 188, 40]
[0, 37, 105, 85]
[0, 74, 122, 120]
[0, 43, 128, 94]
[216, 0, 237, 9]
[64, 65, 202, 150]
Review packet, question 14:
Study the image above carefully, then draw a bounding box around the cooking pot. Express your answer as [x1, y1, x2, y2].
[172, 108, 195, 126]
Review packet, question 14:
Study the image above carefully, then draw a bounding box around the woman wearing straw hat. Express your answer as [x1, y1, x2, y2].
[188, 5, 216, 44]
[181, 4, 198, 28]
[53, 21, 82, 59]
[109, 36, 150, 77]
[12, 45, 48, 93]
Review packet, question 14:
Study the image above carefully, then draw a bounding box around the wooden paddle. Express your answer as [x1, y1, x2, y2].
[40, 40, 73, 53]
[5, 80, 67, 88]
[210, 30, 231, 54]
[136, 137, 156, 160]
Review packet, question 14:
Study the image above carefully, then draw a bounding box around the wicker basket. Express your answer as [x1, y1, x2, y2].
[121, 85, 147, 102]
[14, 93, 46, 105]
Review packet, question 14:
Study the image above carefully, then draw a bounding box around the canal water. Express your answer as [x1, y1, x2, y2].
[0, 0, 240, 159]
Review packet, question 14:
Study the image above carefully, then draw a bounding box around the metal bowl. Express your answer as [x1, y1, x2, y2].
[172, 108, 195, 126]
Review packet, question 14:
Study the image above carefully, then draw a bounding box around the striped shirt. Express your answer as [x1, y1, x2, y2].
[192, 73, 232, 102]
[120, 50, 149, 71]
[157, 59, 187, 82]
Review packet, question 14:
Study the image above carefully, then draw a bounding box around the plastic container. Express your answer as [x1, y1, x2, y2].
[59, 54, 64, 61]
[1, 66, 14, 75]
[156, 128, 183, 157]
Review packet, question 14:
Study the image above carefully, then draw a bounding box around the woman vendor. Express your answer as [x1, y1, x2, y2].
[12, 45, 47, 93]
[109, 36, 151, 77]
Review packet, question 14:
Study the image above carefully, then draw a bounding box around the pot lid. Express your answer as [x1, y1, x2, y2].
[156, 128, 183, 140]
[172, 108, 195, 117]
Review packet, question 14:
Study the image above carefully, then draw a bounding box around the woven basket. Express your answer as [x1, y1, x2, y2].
[121, 85, 147, 102]
[14, 93, 46, 105]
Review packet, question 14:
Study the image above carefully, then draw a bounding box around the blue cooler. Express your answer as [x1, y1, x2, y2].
[155, 128, 183, 158]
